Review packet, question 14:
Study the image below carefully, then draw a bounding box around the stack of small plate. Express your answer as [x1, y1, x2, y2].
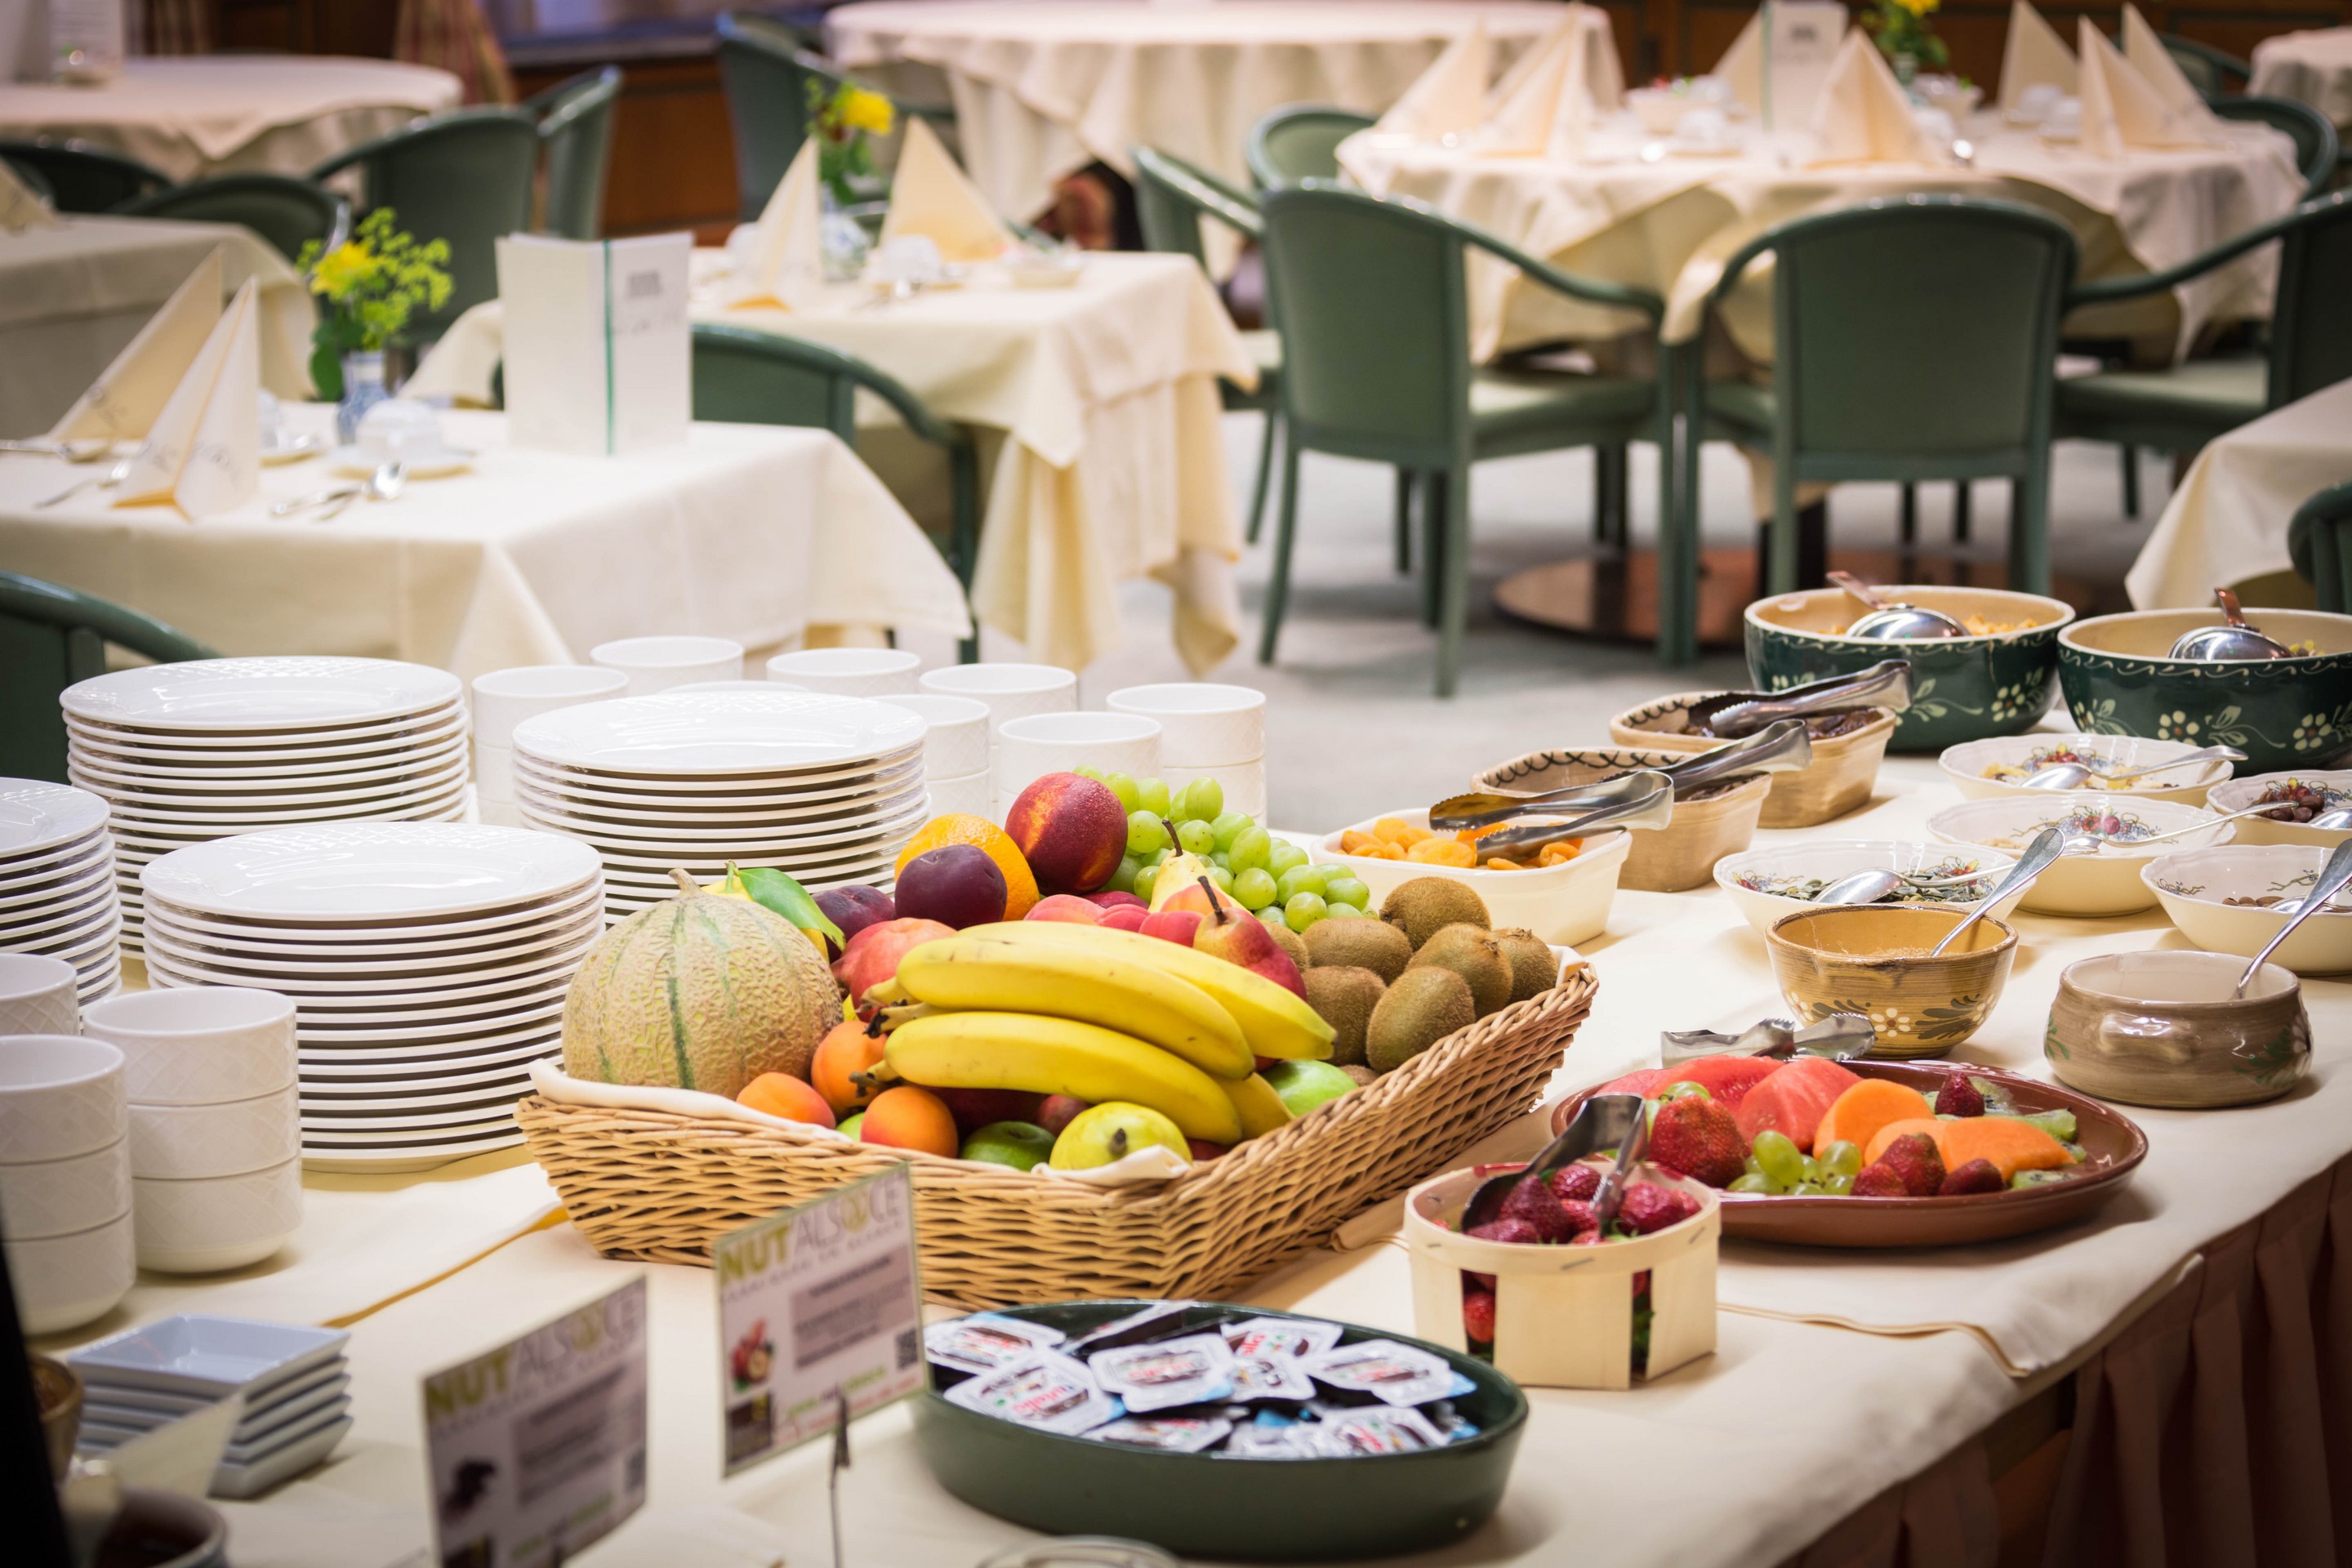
[0, 780, 121, 1002]
[510, 689, 931, 921]
[61, 657, 470, 951]
[139, 822, 604, 1172]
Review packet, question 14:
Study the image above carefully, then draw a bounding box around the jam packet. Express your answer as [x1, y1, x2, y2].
[1305, 1340, 1456, 1407]
[1066, 1301, 1195, 1354]
[1087, 1414, 1232, 1454]
[1424, 1401, 1483, 1445]
[1223, 1316, 1343, 1363]
[1310, 1405, 1446, 1457]
[944, 1352, 1117, 1436]
[924, 1313, 1067, 1375]
[1229, 1354, 1316, 1403]
[1089, 1332, 1235, 1413]
[1221, 1422, 1316, 1459]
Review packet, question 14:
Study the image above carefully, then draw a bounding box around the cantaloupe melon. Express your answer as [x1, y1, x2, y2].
[563, 870, 843, 1098]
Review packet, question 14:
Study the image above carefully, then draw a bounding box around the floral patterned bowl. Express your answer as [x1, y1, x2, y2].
[1925, 793, 2232, 916]
[1713, 840, 2025, 934]
[2057, 609, 2352, 774]
[1765, 905, 2017, 1057]
[2203, 770, 2352, 849]
[1744, 586, 2075, 753]
[2142, 844, 2352, 974]
[1936, 733, 2234, 805]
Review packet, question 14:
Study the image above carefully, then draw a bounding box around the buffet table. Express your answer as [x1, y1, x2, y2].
[39, 747, 2352, 1568]
[2251, 27, 2352, 131]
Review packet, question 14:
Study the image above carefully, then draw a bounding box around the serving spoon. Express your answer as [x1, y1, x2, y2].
[1813, 865, 1999, 904]
[1433, 720, 1812, 831]
[2238, 839, 2352, 995]
[1460, 1093, 1644, 1233]
[2169, 588, 2294, 662]
[2020, 744, 2245, 791]
[2044, 799, 2324, 853]
[1828, 570, 1970, 639]
[1927, 826, 2067, 956]
[1675, 658, 1914, 740]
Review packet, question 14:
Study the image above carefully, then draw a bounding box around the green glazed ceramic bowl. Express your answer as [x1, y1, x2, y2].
[2059, 609, 2352, 773]
[1745, 586, 2075, 753]
[912, 1299, 1526, 1561]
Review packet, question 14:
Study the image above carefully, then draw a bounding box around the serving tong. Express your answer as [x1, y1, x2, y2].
[1434, 719, 1815, 834]
[1673, 658, 1913, 740]
[1460, 1093, 1646, 1235]
[1660, 1013, 1876, 1063]
[2169, 588, 2294, 662]
[1828, 570, 1971, 639]
[1424, 768, 1678, 855]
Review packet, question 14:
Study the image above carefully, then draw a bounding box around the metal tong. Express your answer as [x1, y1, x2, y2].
[1660, 1013, 1876, 1065]
[1434, 719, 1815, 834]
[1460, 1093, 1646, 1234]
[1437, 769, 1677, 855]
[1677, 658, 1914, 740]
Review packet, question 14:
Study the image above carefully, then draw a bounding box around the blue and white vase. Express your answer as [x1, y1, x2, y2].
[336, 350, 389, 447]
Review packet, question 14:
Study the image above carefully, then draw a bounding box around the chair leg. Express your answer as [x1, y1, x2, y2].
[1595, 443, 1628, 548]
[2011, 467, 2052, 595]
[2120, 444, 2140, 519]
[1394, 467, 1414, 575]
[1656, 357, 1695, 666]
[1435, 464, 1472, 697]
[1953, 480, 1972, 544]
[1421, 479, 1446, 630]
[1767, 468, 1801, 596]
[949, 442, 981, 664]
[1898, 483, 1918, 546]
[1245, 410, 1279, 545]
[1256, 443, 1304, 666]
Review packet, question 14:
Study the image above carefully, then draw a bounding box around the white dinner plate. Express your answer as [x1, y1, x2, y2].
[83, 760, 472, 822]
[142, 936, 596, 1001]
[0, 833, 112, 892]
[104, 781, 474, 846]
[63, 657, 461, 733]
[327, 444, 473, 479]
[514, 788, 930, 849]
[66, 734, 469, 793]
[301, 1102, 519, 1136]
[513, 691, 928, 775]
[0, 885, 121, 946]
[302, 1046, 558, 1087]
[592, 844, 905, 885]
[0, 856, 114, 914]
[139, 915, 601, 985]
[141, 889, 603, 956]
[285, 999, 568, 1046]
[511, 749, 926, 807]
[0, 781, 111, 860]
[67, 706, 468, 762]
[301, 1081, 528, 1117]
[510, 770, 927, 827]
[139, 822, 604, 920]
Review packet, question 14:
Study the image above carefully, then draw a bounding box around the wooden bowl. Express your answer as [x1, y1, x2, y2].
[1550, 1061, 2147, 1247]
[1765, 905, 2016, 1056]
[2048, 950, 2308, 1107]
[1609, 693, 1898, 826]
[1472, 747, 1771, 893]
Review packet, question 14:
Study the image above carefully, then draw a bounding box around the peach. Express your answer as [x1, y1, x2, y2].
[1004, 773, 1129, 894]
[862, 1085, 960, 1157]
[1097, 903, 1152, 933]
[1026, 894, 1103, 924]
[1085, 890, 1146, 910]
[832, 917, 956, 1007]
[737, 1072, 837, 1128]
[1140, 910, 1204, 947]
[810, 1020, 889, 1114]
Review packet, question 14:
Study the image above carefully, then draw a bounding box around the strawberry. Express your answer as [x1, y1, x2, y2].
[1851, 1161, 1910, 1197]
[1547, 1164, 1601, 1203]
[1619, 1182, 1702, 1235]
[1498, 1177, 1580, 1243]
[1646, 1095, 1746, 1187]
[1938, 1157, 2005, 1196]
[1462, 1290, 1497, 1344]
[1874, 1131, 1948, 1197]
[1466, 1217, 1541, 1246]
[1556, 1199, 1599, 1240]
[1934, 1073, 1987, 1118]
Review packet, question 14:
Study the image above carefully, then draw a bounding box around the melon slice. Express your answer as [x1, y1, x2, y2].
[1733, 1055, 1863, 1151]
[1860, 1115, 2074, 1181]
[1594, 1067, 1676, 1099]
[1811, 1079, 1936, 1156]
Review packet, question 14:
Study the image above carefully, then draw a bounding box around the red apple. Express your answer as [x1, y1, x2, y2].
[932, 1087, 1045, 1135]
[831, 916, 956, 1006]
[1025, 893, 1103, 924]
[1035, 1094, 1089, 1135]
[1004, 773, 1128, 893]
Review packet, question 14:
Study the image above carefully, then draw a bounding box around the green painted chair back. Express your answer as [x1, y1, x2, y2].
[528, 65, 622, 240]
[0, 572, 216, 782]
[2161, 33, 2251, 98]
[2212, 95, 2339, 196]
[117, 173, 348, 262]
[2269, 193, 2352, 408]
[716, 16, 821, 220]
[2289, 480, 2352, 613]
[0, 139, 168, 212]
[1133, 146, 1261, 263]
[1245, 106, 1375, 189]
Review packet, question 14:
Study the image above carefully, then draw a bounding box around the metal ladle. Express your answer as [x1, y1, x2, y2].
[1433, 720, 1813, 831]
[2020, 744, 2246, 791]
[2169, 588, 2295, 662]
[2238, 839, 2352, 995]
[1928, 826, 2068, 956]
[1677, 658, 1913, 740]
[1829, 570, 1971, 640]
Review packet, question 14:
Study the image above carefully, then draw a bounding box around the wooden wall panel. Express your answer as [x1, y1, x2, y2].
[512, 54, 741, 241]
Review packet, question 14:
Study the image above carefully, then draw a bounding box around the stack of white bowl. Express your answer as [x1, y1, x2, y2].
[0, 941, 89, 1040]
[511, 690, 931, 919]
[0, 1031, 133, 1334]
[996, 713, 1163, 818]
[767, 647, 923, 697]
[590, 635, 744, 693]
[470, 666, 630, 828]
[1107, 684, 1269, 819]
[61, 657, 469, 952]
[0, 779, 122, 1002]
[916, 664, 1076, 804]
[85, 988, 304, 1274]
[140, 822, 604, 1172]
[879, 694, 992, 818]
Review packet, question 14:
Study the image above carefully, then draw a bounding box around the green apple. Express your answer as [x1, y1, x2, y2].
[837, 1111, 865, 1141]
[1048, 1102, 1187, 1169]
[960, 1120, 1055, 1172]
[1263, 1060, 1357, 1118]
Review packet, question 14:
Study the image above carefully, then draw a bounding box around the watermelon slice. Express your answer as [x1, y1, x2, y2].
[1734, 1056, 1864, 1151]
[1653, 1054, 1783, 1109]
[1593, 1067, 1675, 1099]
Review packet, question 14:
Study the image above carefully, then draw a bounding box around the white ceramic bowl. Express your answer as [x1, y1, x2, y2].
[81, 987, 298, 1107]
[1102, 683, 1267, 768]
[1712, 840, 2026, 935]
[132, 1156, 302, 1273]
[916, 664, 1077, 757]
[127, 1085, 299, 1179]
[469, 665, 630, 749]
[995, 712, 1161, 806]
[1926, 793, 2234, 916]
[0, 1035, 126, 1164]
[2204, 770, 2352, 849]
[765, 648, 923, 697]
[1625, 85, 1688, 134]
[7, 1209, 134, 1333]
[876, 693, 991, 778]
[1939, 733, 2236, 804]
[1162, 760, 1267, 822]
[474, 741, 516, 822]
[1308, 808, 1631, 947]
[924, 772, 991, 822]
[0, 951, 81, 1037]
[0, 1136, 129, 1240]
[589, 635, 746, 694]
[2144, 844, 2352, 973]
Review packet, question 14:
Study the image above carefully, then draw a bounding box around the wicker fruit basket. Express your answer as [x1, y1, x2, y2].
[516, 969, 1597, 1310]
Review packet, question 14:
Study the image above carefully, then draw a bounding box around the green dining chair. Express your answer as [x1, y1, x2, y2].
[689, 324, 979, 661]
[1257, 182, 1670, 693]
[1680, 197, 2076, 607]
[2289, 480, 2352, 613]
[116, 173, 349, 263]
[715, 17, 949, 223]
[0, 572, 216, 783]
[525, 65, 622, 240]
[1245, 106, 1376, 189]
[2212, 96, 2339, 198]
[310, 109, 539, 346]
[0, 139, 169, 213]
[2057, 191, 2352, 472]
[1133, 146, 1284, 544]
[2160, 34, 2251, 99]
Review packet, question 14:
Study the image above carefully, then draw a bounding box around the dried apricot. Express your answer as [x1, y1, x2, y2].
[1340, 830, 1379, 854]
[1371, 817, 1418, 844]
[1406, 837, 1477, 866]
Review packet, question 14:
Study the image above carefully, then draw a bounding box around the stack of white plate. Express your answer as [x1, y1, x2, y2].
[0, 780, 121, 1002]
[62, 658, 469, 952]
[510, 690, 930, 922]
[138, 822, 604, 1173]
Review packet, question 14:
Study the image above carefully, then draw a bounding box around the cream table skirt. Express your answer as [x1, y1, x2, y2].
[0, 56, 461, 183]
[0, 405, 971, 676]
[405, 252, 1256, 675]
[2251, 27, 2352, 131]
[0, 215, 314, 437]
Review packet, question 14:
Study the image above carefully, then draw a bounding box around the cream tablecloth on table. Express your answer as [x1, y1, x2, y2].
[406, 252, 1255, 674]
[0, 405, 971, 676]
[2252, 26, 2352, 130]
[0, 56, 461, 182]
[2123, 379, 2352, 609]
[0, 215, 312, 436]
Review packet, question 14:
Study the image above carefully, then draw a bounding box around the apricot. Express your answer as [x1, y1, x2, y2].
[810, 1020, 889, 1114]
[1406, 837, 1477, 866]
[861, 1085, 960, 1157]
[737, 1072, 837, 1129]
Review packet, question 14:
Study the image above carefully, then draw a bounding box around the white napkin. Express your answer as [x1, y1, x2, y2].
[1999, 0, 2078, 113]
[879, 115, 1014, 265]
[49, 248, 226, 444]
[114, 277, 261, 519]
[2077, 17, 2215, 157]
[722, 138, 825, 310]
[1376, 22, 1491, 141]
[1478, 4, 1624, 158]
[1714, 10, 1762, 115]
[1809, 30, 1943, 165]
[0, 157, 58, 232]
[2120, 2, 2216, 118]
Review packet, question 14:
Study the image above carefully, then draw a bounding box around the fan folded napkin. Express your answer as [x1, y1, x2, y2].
[1477, 2, 1624, 158]
[2120, 3, 2224, 122]
[879, 116, 1014, 265]
[721, 138, 825, 310]
[50, 248, 227, 444]
[1998, 0, 2078, 113]
[1376, 22, 1490, 141]
[0, 158, 58, 231]
[2077, 17, 2218, 157]
[1809, 30, 1944, 166]
[113, 276, 262, 519]
[1713, 10, 1762, 115]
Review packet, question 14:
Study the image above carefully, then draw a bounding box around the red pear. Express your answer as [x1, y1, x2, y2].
[1192, 895, 1307, 997]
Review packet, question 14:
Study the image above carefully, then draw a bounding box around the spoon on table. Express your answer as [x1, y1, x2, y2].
[0, 438, 111, 461]
[315, 461, 406, 521]
[1677, 658, 1913, 739]
[1928, 826, 2068, 956]
[2169, 588, 2294, 662]
[2019, 745, 2246, 791]
[36, 456, 135, 509]
[1432, 720, 1812, 831]
[2237, 840, 2352, 995]
[1459, 1093, 1643, 1233]
[1828, 570, 1970, 639]
[1813, 865, 2000, 905]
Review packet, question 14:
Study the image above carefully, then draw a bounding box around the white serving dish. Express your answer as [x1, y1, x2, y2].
[7, 1208, 134, 1333]
[876, 693, 991, 778]
[0, 1135, 129, 1239]
[2204, 770, 2352, 849]
[1712, 840, 2026, 934]
[764, 647, 923, 697]
[588, 635, 745, 694]
[140, 822, 601, 921]
[132, 1156, 303, 1273]
[2144, 845, 2352, 973]
[0, 779, 113, 858]
[210, 1414, 353, 1499]
[1308, 808, 1632, 947]
[0, 1034, 126, 1163]
[1102, 683, 1267, 768]
[1926, 793, 2234, 915]
[128, 1085, 299, 1179]
[1939, 733, 2235, 804]
[69, 1313, 350, 1399]
[62, 657, 460, 733]
[0, 951, 82, 1036]
[82, 1361, 348, 1422]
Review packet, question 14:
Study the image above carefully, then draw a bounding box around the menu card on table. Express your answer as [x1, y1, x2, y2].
[421, 1275, 649, 1568]
[47, 0, 122, 81]
[1762, 2, 1849, 133]
[497, 233, 691, 457]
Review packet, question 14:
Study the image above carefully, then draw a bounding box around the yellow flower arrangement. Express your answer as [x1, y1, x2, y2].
[293, 207, 452, 400]
[1865, 0, 1949, 71]
[841, 87, 896, 138]
[808, 78, 895, 207]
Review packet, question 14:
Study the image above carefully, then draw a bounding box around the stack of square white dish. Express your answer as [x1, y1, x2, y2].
[69, 1315, 353, 1499]
[0, 779, 122, 1002]
[509, 690, 931, 921]
[60, 658, 469, 952]
[1106, 684, 1269, 819]
[140, 822, 604, 1172]
[0, 1031, 132, 1334]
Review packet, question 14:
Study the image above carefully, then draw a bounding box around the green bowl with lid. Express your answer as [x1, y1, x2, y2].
[911, 1299, 1526, 1561]
[2058, 609, 2352, 774]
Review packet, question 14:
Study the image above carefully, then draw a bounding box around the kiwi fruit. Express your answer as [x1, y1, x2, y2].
[1407, 924, 1512, 1017]
[1379, 876, 1492, 951]
[1365, 966, 1475, 1074]
[1302, 966, 1385, 1067]
[1263, 919, 1310, 974]
[1338, 1064, 1377, 1087]
[1493, 927, 1558, 1004]
[1303, 915, 1412, 982]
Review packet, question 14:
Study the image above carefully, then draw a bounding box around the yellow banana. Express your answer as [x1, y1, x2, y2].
[959, 923, 1335, 1061]
[893, 934, 1251, 1080]
[1218, 1072, 1293, 1140]
[884, 1011, 1242, 1143]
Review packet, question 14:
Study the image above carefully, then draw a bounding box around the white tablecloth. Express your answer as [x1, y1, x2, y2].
[0, 56, 461, 182]
[2252, 26, 2352, 131]
[2124, 378, 2352, 610]
[0, 404, 972, 675]
[406, 252, 1254, 674]
[0, 215, 313, 436]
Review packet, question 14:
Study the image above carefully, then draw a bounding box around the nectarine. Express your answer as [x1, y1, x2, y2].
[862, 1085, 961, 1157]
[737, 1072, 837, 1128]
[832, 917, 956, 1006]
[810, 1020, 889, 1114]
[1004, 773, 1128, 893]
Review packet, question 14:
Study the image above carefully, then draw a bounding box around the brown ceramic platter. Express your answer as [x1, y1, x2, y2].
[1548, 1060, 2147, 1248]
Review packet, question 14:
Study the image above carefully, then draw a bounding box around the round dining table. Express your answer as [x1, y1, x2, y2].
[2251, 26, 2352, 131]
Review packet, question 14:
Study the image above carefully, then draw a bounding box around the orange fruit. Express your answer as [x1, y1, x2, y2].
[896, 813, 1039, 917]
